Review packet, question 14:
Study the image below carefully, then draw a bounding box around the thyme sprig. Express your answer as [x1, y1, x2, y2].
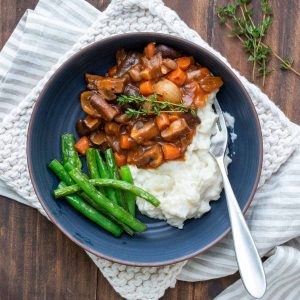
[117, 94, 197, 118]
[217, 0, 299, 86]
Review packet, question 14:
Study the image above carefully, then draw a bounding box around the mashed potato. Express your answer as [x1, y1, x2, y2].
[129, 92, 229, 228]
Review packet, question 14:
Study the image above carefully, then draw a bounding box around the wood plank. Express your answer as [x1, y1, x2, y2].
[0, 196, 98, 300]
[211, 0, 300, 124]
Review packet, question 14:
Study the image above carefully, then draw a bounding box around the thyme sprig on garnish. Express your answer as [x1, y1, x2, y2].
[217, 0, 299, 86]
[117, 94, 197, 118]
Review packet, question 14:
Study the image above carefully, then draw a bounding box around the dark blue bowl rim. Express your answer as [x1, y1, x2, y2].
[27, 32, 263, 266]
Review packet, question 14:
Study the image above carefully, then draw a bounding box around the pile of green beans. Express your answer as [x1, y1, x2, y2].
[48, 134, 160, 237]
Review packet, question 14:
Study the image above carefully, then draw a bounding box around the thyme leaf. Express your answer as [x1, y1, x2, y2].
[117, 94, 197, 117]
[217, 0, 299, 85]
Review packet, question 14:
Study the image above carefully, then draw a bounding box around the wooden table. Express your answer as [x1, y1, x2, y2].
[0, 0, 299, 299]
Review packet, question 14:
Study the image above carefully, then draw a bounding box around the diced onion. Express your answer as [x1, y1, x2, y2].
[153, 79, 182, 104]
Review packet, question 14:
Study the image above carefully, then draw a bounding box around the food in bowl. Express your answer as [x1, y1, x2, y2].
[49, 42, 231, 235]
[132, 91, 231, 228]
[75, 42, 223, 167]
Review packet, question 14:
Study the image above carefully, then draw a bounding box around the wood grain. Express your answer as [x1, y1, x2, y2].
[0, 0, 299, 299]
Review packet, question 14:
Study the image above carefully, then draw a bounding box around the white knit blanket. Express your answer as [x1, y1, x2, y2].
[1, 0, 300, 299]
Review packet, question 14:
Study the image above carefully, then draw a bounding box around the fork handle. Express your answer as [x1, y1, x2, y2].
[216, 156, 266, 298]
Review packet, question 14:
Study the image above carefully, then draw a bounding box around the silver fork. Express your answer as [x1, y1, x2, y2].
[210, 99, 266, 298]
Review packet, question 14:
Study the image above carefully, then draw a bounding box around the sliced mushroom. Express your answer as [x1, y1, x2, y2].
[76, 119, 90, 137]
[87, 83, 97, 91]
[96, 77, 127, 94]
[85, 74, 104, 84]
[80, 91, 102, 118]
[129, 144, 163, 168]
[83, 116, 101, 131]
[90, 94, 118, 121]
[106, 135, 121, 153]
[114, 113, 131, 124]
[90, 131, 106, 146]
[161, 118, 190, 141]
[123, 84, 141, 97]
[98, 89, 116, 101]
[85, 74, 104, 90]
[145, 144, 163, 168]
[110, 104, 122, 116]
[155, 45, 181, 59]
[104, 122, 120, 135]
[130, 120, 159, 144]
[116, 51, 142, 77]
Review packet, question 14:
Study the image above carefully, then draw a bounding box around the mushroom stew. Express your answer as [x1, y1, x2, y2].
[75, 42, 223, 168]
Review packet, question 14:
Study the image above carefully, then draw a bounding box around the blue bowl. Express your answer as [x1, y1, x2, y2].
[27, 33, 262, 266]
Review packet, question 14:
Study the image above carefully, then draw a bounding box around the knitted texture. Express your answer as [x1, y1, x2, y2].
[0, 0, 299, 299]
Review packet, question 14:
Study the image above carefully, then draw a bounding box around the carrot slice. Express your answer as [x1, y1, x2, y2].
[177, 57, 192, 70]
[120, 135, 136, 150]
[140, 81, 153, 95]
[75, 136, 90, 155]
[114, 152, 127, 167]
[162, 144, 181, 160]
[155, 113, 170, 131]
[145, 42, 156, 59]
[167, 68, 187, 86]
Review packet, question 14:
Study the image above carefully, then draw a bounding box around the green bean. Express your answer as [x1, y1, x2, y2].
[80, 191, 134, 236]
[95, 150, 110, 179]
[120, 166, 136, 216]
[49, 160, 122, 236]
[105, 149, 127, 210]
[50, 160, 133, 235]
[58, 182, 122, 237]
[48, 159, 74, 186]
[61, 134, 82, 169]
[53, 178, 160, 207]
[95, 150, 117, 203]
[69, 169, 147, 232]
[86, 148, 100, 179]
[64, 162, 89, 180]
[86, 148, 105, 194]
[65, 157, 132, 235]
[64, 162, 77, 173]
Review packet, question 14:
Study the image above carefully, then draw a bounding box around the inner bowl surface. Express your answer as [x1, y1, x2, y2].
[27, 33, 262, 266]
